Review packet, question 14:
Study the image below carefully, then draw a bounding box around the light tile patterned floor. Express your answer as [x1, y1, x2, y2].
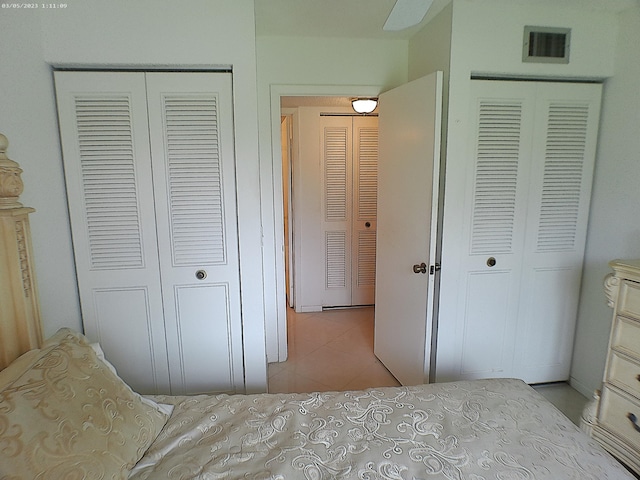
[267, 306, 588, 427]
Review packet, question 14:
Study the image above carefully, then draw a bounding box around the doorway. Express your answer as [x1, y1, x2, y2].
[268, 90, 385, 390]
[284, 99, 379, 312]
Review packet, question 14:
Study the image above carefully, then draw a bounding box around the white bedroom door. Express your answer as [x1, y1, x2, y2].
[374, 72, 443, 386]
[55, 70, 244, 395]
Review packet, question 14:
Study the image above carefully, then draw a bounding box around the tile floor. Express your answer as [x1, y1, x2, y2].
[267, 306, 589, 426]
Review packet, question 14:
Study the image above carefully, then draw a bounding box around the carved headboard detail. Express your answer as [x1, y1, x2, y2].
[0, 133, 43, 370]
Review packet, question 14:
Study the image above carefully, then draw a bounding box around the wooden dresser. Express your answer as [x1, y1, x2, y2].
[584, 259, 640, 474]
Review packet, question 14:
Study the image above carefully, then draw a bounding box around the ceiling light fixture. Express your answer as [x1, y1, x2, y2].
[351, 98, 378, 114]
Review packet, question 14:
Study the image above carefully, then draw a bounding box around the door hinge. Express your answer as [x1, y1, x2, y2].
[429, 263, 441, 275]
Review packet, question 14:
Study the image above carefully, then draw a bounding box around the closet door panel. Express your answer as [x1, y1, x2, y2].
[173, 284, 234, 393]
[351, 116, 378, 306]
[54, 71, 170, 394]
[436, 81, 535, 381]
[459, 270, 516, 377]
[319, 116, 353, 307]
[515, 266, 580, 382]
[145, 72, 243, 394]
[93, 288, 161, 393]
[514, 82, 602, 381]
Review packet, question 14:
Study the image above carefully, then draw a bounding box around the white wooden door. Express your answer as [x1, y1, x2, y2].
[315, 114, 379, 308]
[145, 73, 244, 395]
[55, 71, 244, 395]
[435, 80, 602, 383]
[374, 72, 443, 386]
[514, 82, 602, 383]
[320, 115, 353, 307]
[351, 116, 379, 305]
[54, 71, 170, 394]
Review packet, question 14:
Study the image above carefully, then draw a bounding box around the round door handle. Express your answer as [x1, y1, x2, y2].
[365, 221, 371, 228]
[195, 270, 207, 280]
[487, 257, 496, 267]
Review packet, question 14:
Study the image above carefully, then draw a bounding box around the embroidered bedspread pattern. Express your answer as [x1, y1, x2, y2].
[130, 379, 632, 480]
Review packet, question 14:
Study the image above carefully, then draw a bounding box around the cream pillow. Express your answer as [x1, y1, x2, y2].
[0, 328, 169, 480]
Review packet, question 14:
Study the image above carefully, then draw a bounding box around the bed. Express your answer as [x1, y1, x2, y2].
[0, 328, 634, 479]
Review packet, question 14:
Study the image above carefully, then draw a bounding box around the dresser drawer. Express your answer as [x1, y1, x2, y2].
[612, 315, 640, 359]
[618, 280, 640, 321]
[599, 385, 640, 451]
[608, 352, 640, 398]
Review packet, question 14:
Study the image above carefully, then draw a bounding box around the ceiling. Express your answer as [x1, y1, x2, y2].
[254, 0, 451, 39]
[254, 0, 639, 40]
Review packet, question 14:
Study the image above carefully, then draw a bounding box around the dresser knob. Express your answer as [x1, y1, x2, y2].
[627, 412, 640, 433]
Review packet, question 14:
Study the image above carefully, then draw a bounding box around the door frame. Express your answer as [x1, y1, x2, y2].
[268, 84, 382, 363]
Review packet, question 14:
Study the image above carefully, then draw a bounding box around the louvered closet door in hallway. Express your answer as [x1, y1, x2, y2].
[54, 71, 243, 395]
[320, 115, 378, 308]
[435, 80, 602, 384]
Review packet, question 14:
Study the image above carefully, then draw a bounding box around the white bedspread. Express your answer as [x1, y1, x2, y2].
[130, 378, 633, 479]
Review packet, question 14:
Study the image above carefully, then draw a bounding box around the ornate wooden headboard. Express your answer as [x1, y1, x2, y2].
[0, 133, 43, 369]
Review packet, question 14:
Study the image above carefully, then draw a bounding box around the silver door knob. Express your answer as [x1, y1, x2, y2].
[413, 263, 427, 274]
[195, 270, 207, 280]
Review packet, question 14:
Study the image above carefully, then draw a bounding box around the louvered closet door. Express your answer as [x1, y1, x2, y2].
[54, 72, 170, 394]
[436, 80, 601, 383]
[439, 81, 537, 380]
[318, 115, 379, 307]
[514, 82, 602, 383]
[320, 116, 353, 307]
[351, 116, 379, 305]
[146, 73, 243, 395]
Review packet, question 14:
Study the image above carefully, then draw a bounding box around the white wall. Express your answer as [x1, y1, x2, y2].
[0, 8, 81, 337]
[571, 4, 640, 397]
[0, 0, 267, 392]
[256, 35, 409, 362]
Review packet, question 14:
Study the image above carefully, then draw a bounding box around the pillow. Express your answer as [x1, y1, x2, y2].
[89, 342, 174, 417]
[0, 328, 170, 480]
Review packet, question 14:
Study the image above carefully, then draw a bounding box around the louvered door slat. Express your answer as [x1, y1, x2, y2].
[324, 126, 349, 222]
[74, 96, 145, 269]
[356, 127, 378, 220]
[326, 231, 347, 288]
[162, 95, 226, 266]
[536, 103, 590, 251]
[470, 101, 523, 254]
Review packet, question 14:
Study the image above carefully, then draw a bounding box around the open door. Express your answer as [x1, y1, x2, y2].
[374, 71, 443, 386]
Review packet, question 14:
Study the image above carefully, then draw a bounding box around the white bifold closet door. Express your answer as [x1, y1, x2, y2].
[54, 71, 243, 395]
[320, 115, 378, 308]
[436, 80, 602, 384]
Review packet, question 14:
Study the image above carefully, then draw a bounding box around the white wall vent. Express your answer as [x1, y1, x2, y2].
[523, 26, 571, 64]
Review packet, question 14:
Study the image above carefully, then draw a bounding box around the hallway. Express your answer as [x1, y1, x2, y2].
[267, 307, 400, 393]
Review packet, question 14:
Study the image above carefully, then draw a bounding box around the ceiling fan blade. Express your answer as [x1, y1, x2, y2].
[383, 0, 435, 31]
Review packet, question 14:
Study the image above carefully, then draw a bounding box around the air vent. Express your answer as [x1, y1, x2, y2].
[523, 26, 571, 64]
